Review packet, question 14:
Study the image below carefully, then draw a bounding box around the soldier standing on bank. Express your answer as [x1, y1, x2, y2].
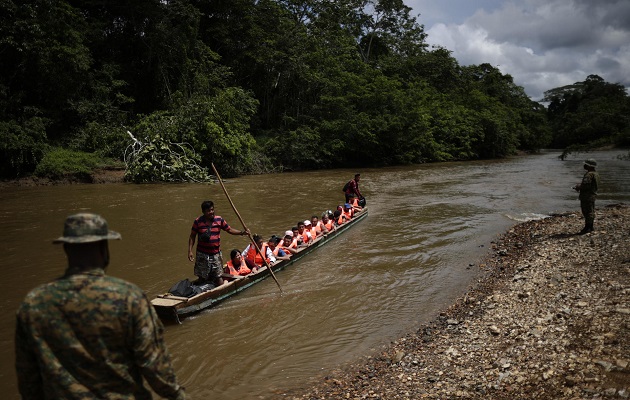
[15, 213, 187, 400]
[573, 158, 600, 235]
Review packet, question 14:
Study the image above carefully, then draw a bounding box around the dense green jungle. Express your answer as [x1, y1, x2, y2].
[2, 0, 629, 182]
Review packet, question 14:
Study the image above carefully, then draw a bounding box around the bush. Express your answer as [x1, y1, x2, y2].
[34, 148, 103, 180]
[0, 117, 49, 178]
[68, 122, 130, 159]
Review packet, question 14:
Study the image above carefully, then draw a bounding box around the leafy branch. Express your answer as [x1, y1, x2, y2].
[123, 130, 213, 183]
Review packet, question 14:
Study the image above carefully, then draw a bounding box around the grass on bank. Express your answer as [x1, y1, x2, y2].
[34, 147, 122, 180]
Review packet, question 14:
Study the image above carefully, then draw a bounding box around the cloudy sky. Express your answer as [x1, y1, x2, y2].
[405, 0, 630, 101]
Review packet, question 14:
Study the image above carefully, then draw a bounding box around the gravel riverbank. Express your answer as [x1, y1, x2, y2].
[288, 204, 630, 399]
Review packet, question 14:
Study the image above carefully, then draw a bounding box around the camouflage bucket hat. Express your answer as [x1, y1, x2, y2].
[53, 213, 121, 244]
[584, 158, 597, 167]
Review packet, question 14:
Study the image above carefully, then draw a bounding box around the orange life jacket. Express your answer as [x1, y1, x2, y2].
[300, 230, 311, 243]
[245, 243, 270, 266]
[337, 214, 345, 225]
[343, 208, 353, 219]
[278, 240, 296, 256]
[314, 221, 324, 233]
[270, 245, 282, 257]
[323, 219, 334, 230]
[226, 258, 251, 276]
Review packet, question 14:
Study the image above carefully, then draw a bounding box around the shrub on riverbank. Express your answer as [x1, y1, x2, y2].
[33, 148, 115, 181]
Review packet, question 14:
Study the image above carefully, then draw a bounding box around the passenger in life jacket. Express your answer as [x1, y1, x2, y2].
[304, 219, 318, 241]
[279, 230, 299, 255]
[349, 195, 363, 212]
[224, 249, 257, 276]
[267, 235, 291, 261]
[333, 209, 346, 225]
[296, 221, 313, 246]
[310, 215, 328, 237]
[242, 234, 276, 267]
[291, 226, 303, 246]
[343, 203, 354, 220]
[321, 212, 336, 232]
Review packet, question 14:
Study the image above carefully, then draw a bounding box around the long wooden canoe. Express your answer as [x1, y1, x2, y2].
[151, 207, 368, 323]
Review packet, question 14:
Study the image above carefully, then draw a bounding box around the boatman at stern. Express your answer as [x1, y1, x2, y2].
[344, 173, 364, 204]
[188, 200, 249, 286]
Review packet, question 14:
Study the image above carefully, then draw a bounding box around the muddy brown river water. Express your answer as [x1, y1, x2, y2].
[1, 150, 629, 399]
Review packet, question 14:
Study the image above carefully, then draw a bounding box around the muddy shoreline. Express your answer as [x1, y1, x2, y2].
[0, 168, 126, 187]
[286, 205, 630, 399]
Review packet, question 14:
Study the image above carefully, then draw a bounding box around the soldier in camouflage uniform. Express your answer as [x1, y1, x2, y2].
[15, 213, 187, 400]
[573, 158, 600, 235]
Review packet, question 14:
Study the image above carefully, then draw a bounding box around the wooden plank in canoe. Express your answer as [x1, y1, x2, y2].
[152, 298, 185, 307]
[157, 294, 190, 301]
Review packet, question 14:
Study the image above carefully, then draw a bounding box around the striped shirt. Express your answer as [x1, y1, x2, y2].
[192, 215, 230, 255]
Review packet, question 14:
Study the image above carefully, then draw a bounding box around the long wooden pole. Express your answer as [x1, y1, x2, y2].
[211, 163, 283, 294]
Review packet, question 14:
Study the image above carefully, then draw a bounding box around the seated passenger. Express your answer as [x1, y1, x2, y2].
[349, 195, 364, 212]
[321, 212, 336, 232]
[304, 220, 318, 240]
[334, 207, 346, 225]
[310, 215, 328, 236]
[243, 234, 276, 267]
[267, 235, 291, 261]
[291, 226, 303, 246]
[225, 249, 257, 276]
[296, 221, 313, 246]
[343, 203, 355, 219]
[278, 230, 299, 255]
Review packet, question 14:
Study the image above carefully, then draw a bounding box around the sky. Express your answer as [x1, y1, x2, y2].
[405, 0, 630, 101]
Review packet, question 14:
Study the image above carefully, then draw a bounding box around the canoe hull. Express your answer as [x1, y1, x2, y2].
[151, 208, 368, 322]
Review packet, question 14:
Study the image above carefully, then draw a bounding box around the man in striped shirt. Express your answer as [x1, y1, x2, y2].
[188, 200, 249, 286]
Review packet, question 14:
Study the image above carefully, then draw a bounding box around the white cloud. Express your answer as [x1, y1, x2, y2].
[410, 0, 630, 100]
[409, 0, 505, 27]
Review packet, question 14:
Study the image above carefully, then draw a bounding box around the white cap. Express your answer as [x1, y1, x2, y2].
[285, 230, 293, 237]
[304, 220, 311, 225]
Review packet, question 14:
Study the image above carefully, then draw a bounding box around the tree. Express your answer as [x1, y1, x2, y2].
[0, 0, 92, 176]
[545, 75, 630, 149]
[0, 0, 562, 180]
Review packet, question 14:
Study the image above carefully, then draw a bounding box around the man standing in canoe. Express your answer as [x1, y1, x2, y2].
[573, 158, 600, 234]
[15, 213, 187, 400]
[188, 200, 249, 286]
[344, 173, 364, 204]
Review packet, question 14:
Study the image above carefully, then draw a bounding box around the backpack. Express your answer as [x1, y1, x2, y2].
[342, 180, 351, 193]
[169, 279, 207, 297]
[169, 279, 195, 297]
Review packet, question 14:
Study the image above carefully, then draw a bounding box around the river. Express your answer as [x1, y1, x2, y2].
[1, 150, 629, 399]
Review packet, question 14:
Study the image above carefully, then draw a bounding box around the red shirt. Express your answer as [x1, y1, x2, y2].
[344, 179, 360, 197]
[192, 215, 230, 255]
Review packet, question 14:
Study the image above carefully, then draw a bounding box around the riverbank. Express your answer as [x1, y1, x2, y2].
[289, 204, 630, 399]
[0, 168, 125, 187]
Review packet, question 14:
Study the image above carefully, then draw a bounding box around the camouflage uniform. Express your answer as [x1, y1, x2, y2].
[578, 159, 600, 232]
[15, 213, 186, 400]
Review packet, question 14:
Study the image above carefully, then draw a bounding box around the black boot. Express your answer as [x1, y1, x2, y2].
[579, 223, 594, 235]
